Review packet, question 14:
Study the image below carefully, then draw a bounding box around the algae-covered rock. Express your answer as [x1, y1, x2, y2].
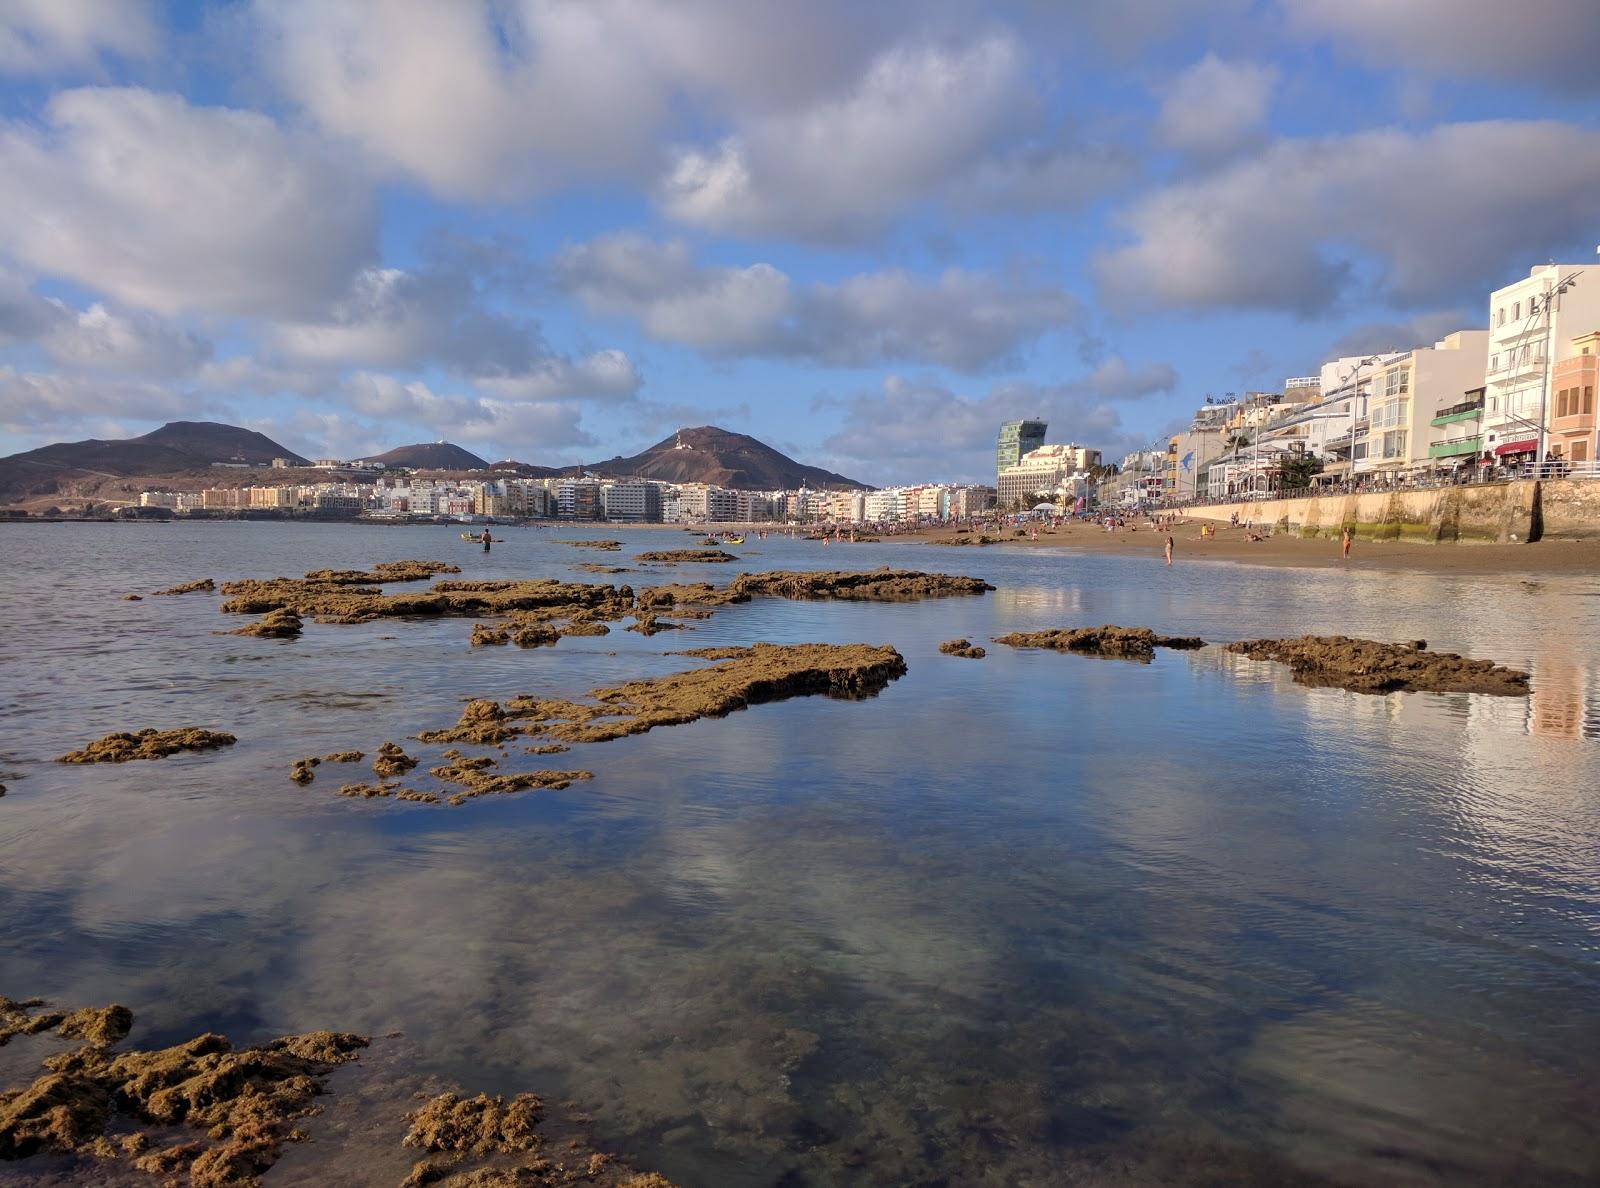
[731, 569, 992, 601]
[470, 624, 510, 647]
[230, 607, 303, 638]
[322, 751, 364, 763]
[373, 742, 419, 778]
[558, 540, 621, 551]
[152, 578, 215, 595]
[994, 626, 1205, 661]
[633, 549, 738, 563]
[57, 727, 236, 764]
[938, 639, 986, 659]
[418, 700, 517, 746]
[1224, 635, 1530, 695]
[290, 757, 320, 785]
[404, 1092, 544, 1155]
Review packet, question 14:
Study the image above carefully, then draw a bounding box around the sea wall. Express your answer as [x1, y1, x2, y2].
[1183, 479, 1600, 544]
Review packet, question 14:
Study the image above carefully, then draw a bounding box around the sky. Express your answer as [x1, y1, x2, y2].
[1, 0, 1598, 486]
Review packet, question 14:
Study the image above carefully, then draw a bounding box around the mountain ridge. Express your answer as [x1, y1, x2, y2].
[574, 426, 866, 491]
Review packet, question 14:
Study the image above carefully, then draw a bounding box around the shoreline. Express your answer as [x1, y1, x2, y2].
[885, 520, 1600, 575]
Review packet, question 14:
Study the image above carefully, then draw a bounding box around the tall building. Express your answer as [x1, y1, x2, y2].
[996, 419, 1047, 480]
[1484, 264, 1600, 464]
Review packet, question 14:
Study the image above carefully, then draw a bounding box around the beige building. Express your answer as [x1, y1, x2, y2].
[1549, 330, 1599, 464]
[1361, 330, 1488, 473]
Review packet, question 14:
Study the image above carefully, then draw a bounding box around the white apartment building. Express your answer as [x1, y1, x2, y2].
[1362, 330, 1488, 472]
[1484, 264, 1600, 463]
[997, 444, 1090, 507]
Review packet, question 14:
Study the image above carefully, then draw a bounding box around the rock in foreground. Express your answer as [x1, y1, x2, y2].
[56, 727, 236, 764]
[994, 626, 1205, 661]
[1224, 635, 1530, 695]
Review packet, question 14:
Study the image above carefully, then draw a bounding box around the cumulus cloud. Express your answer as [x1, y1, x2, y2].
[1096, 120, 1600, 315]
[0, 87, 376, 317]
[1157, 55, 1278, 160]
[557, 233, 1077, 371]
[0, 0, 158, 74]
[819, 361, 1176, 484]
[273, 261, 642, 401]
[340, 371, 593, 457]
[39, 302, 212, 376]
[659, 35, 1044, 240]
[1281, 0, 1600, 92]
[1324, 310, 1477, 360]
[254, 0, 913, 202]
[0, 366, 210, 432]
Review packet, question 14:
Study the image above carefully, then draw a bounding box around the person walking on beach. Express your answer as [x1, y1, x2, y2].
[1341, 525, 1352, 560]
[1164, 534, 1174, 566]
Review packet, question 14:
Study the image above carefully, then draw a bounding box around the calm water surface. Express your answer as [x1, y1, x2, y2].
[1, 521, 1597, 1186]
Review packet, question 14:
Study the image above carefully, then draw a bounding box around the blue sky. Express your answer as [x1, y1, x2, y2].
[2, 0, 1598, 485]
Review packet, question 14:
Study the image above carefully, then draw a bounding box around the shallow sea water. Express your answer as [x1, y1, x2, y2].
[1, 521, 1597, 1186]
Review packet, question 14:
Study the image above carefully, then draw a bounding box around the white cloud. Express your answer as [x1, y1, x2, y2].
[1157, 55, 1278, 160]
[253, 0, 926, 202]
[40, 301, 211, 376]
[339, 371, 593, 457]
[658, 35, 1035, 240]
[0, 366, 208, 432]
[1281, 0, 1600, 92]
[1323, 311, 1477, 360]
[0, 88, 376, 317]
[819, 362, 1176, 484]
[0, 0, 157, 74]
[1097, 120, 1600, 315]
[557, 233, 1077, 371]
[474, 350, 642, 404]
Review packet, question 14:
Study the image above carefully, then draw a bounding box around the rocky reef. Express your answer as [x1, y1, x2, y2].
[994, 626, 1205, 661]
[228, 607, 303, 638]
[1224, 635, 1531, 695]
[56, 728, 236, 764]
[938, 639, 986, 659]
[152, 579, 215, 596]
[730, 569, 993, 601]
[633, 550, 738, 564]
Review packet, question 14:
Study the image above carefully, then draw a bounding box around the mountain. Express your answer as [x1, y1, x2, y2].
[359, 442, 489, 471]
[580, 426, 867, 491]
[0, 421, 308, 503]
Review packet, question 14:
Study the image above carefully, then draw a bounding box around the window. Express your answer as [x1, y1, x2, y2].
[1575, 441, 1589, 462]
[1497, 308, 1506, 327]
[1513, 301, 1521, 320]
[1586, 386, 1595, 415]
[1491, 353, 1499, 372]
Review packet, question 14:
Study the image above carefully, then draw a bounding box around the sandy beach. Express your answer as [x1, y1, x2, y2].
[888, 519, 1600, 575]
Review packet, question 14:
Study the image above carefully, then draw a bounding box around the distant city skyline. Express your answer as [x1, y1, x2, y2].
[2, 1, 1598, 484]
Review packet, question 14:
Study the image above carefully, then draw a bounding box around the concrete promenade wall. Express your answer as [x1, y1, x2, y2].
[1182, 479, 1600, 544]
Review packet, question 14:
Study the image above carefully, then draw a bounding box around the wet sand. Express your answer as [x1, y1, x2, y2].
[892, 520, 1600, 574]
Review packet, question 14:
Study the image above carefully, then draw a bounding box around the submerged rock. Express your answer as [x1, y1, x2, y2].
[322, 751, 364, 763]
[626, 612, 683, 636]
[730, 569, 993, 601]
[574, 563, 631, 574]
[634, 549, 739, 563]
[470, 624, 510, 647]
[994, 626, 1205, 661]
[1224, 635, 1531, 695]
[220, 574, 633, 627]
[121, 594, 142, 601]
[558, 540, 622, 551]
[290, 756, 320, 784]
[152, 578, 215, 596]
[57, 727, 236, 764]
[938, 639, 987, 659]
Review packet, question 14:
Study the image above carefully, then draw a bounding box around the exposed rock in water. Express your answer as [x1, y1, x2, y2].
[57, 727, 236, 764]
[574, 563, 631, 574]
[938, 639, 986, 659]
[470, 624, 509, 647]
[219, 575, 633, 627]
[373, 742, 419, 778]
[626, 612, 682, 636]
[558, 540, 621, 551]
[633, 549, 738, 563]
[994, 626, 1205, 661]
[152, 578, 215, 596]
[932, 534, 997, 546]
[425, 759, 591, 806]
[560, 619, 610, 637]
[1224, 635, 1531, 695]
[229, 607, 303, 638]
[730, 569, 993, 601]
[444, 643, 907, 748]
[509, 622, 559, 649]
[121, 594, 142, 601]
[1, 998, 132, 1049]
[635, 582, 749, 612]
[290, 757, 320, 784]
[404, 1092, 543, 1155]
[419, 700, 518, 746]
[0, 1000, 366, 1176]
[303, 561, 461, 585]
[322, 751, 364, 763]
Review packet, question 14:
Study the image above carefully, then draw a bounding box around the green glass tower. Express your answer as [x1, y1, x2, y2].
[996, 419, 1047, 479]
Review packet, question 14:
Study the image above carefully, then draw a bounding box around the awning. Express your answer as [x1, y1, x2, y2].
[1493, 438, 1536, 456]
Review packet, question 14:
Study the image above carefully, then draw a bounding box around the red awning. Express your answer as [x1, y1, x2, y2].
[1494, 439, 1536, 456]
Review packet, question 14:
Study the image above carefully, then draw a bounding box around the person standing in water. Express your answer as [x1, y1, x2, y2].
[1164, 533, 1174, 566]
[480, 527, 492, 552]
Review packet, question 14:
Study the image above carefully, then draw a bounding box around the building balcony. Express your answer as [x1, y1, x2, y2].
[1428, 435, 1483, 459]
[1430, 399, 1484, 427]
